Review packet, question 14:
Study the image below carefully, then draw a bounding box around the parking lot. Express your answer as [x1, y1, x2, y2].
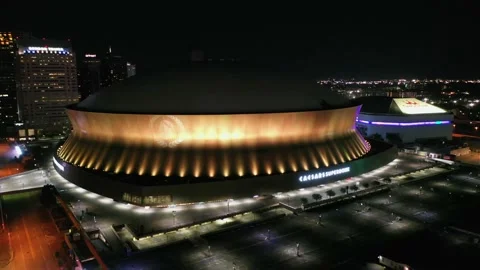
[112, 167, 480, 269]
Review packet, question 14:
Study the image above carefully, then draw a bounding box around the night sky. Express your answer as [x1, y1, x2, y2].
[3, 1, 479, 79]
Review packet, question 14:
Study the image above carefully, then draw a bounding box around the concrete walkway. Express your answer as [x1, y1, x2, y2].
[131, 207, 291, 251]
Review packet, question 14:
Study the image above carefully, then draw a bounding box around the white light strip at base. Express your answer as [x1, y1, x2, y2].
[53, 157, 64, 171]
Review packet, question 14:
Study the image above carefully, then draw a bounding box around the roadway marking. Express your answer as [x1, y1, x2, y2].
[33, 225, 49, 269]
[15, 224, 27, 270]
[22, 216, 36, 260]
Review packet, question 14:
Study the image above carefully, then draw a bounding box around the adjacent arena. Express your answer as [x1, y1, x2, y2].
[355, 97, 454, 143]
[53, 70, 397, 206]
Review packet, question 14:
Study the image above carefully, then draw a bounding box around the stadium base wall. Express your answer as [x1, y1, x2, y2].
[53, 145, 398, 205]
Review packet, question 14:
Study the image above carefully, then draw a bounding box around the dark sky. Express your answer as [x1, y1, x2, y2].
[3, 1, 480, 79]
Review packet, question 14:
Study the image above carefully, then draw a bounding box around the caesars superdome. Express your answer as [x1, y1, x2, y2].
[53, 69, 394, 206]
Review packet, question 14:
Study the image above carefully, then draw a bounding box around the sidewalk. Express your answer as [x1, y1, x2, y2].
[131, 207, 291, 251]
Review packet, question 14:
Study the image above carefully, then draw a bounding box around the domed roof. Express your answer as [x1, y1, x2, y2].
[75, 69, 350, 114]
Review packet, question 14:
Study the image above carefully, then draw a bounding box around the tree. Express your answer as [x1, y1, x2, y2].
[385, 133, 403, 146]
[350, 185, 359, 192]
[340, 187, 347, 194]
[312, 193, 322, 202]
[361, 182, 370, 189]
[326, 190, 336, 198]
[300, 198, 309, 206]
[40, 184, 57, 206]
[372, 180, 381, 186]
[369, 133, 384, 141]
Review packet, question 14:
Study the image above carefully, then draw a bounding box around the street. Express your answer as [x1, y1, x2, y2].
[0, 190, 70, 270]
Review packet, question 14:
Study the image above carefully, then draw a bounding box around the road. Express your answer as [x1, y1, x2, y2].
[0, 169, 47, 193]
[0, 190, 71, 270]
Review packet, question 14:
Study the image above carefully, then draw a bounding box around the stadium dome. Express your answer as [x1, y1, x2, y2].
[50, 67, 402, 207]
[75, 69, 349, 114]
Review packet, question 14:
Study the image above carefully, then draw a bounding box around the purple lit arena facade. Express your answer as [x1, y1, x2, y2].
[356, 119, 451, 126]
[356, 114, 453, 143]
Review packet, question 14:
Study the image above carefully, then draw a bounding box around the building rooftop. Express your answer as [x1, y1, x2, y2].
[355, 97, 447, 115]
[75, 68, 350, 114]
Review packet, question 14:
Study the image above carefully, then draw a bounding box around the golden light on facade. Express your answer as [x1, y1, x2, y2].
[250, 151, 258, 176]
[138, 149, 151, 176]
[326, 145, 338, 166]
[87, 143, 101, 169]
[288, 152, 298, 172]
[316, 147, 329, 167]
[179, 152, 188, 177]
[308, 149, 320, 169]
[299, 150, 309, 171]
[207, 154, 216, 177]
[332, 144, 345, 163]
[65, 140, 77, 162]
[236, 152, 244, 176]
[115, 148, 129, 174]
[193, 154, 201, 177]
[223, 152, 230, 177]
[265, 161, 272, 175]
[126, 148, 139, 175]
[58, 106, 370, 178]
[276, 154, 285, 173]
[164, 152, 174, 177]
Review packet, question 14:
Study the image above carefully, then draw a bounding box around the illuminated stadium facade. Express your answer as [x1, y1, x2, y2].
[53, 70, 397, 206]
[355, 97, 454, 143]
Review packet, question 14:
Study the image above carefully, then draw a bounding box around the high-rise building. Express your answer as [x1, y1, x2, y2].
[0, 32, 33, 138]
[0, 32, 18, 138]
[126, 62, 136, 78]
[16, 38, 79, 136]
[101, 47, 127, 88]
[78, 53, 101, 101]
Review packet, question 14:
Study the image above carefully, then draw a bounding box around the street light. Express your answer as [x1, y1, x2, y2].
[172, 210, 177, 226]
[296, 243, 300, 256]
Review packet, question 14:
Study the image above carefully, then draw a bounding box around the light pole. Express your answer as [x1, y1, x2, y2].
[172, 210, 176, 226]
[227, 200, 230, 215]
[296, 243, 300, 256]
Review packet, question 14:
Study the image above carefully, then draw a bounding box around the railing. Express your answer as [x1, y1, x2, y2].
[55, 194, 109, 270]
